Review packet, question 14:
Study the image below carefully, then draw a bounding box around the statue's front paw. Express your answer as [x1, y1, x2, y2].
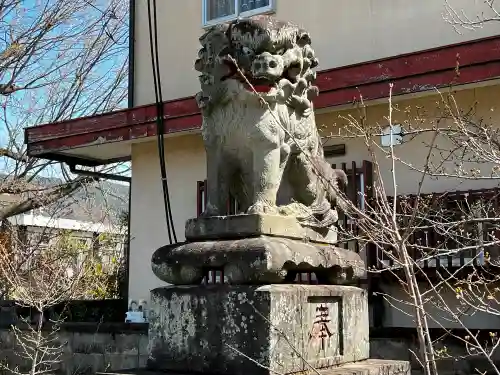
[278, 202, 311, 218]
[247, 202, 279, 215]
[201, 204, 221, 217]
[286, 96, 312, 117]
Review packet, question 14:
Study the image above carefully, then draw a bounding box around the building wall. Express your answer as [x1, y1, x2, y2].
[129, 134, 206, 302]
[128, 85, 500, 328]
[133, 0, 499, 106]
[317, 84, 500, 196]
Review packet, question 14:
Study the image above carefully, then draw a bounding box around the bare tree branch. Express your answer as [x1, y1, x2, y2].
[0, 0, 129, 222]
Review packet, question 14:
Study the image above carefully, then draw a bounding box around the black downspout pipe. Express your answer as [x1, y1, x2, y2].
[128, 0, 136, 109]
[68, 164, 131, 183]
[124, 179, 131, 301]
[125, 0, 136, 302]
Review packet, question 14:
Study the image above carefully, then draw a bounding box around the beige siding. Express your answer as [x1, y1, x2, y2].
[133, 0, 499, 106]
[129, 134, 206, 301]
[317, 85, 500, 195]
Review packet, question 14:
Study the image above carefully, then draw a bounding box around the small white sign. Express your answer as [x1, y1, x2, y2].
[125, 311, 145, 323]
[125, 299, 148, 323]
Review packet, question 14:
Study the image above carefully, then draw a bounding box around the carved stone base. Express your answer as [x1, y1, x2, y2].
[185, 214, 338, 244]
[148, 285, 369, 375]
[151, 236, 364, 285]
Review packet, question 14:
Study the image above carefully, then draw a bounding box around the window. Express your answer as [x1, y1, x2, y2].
[202, 0, 275, 27]
[380, 124, 403, 147]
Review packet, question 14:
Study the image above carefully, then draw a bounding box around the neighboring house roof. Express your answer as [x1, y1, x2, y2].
[1, 174, 129, 231]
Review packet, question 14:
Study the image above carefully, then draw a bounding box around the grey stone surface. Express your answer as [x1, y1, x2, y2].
[0, 302, 18, 327]
[152, 235, 364, 285]
[195, 15, 347, 230]
[185, 213, 338, 244]
[321, 359, 410, 375]
[105, 333, 141, 355]
[370, 338, 411, 363]
[0, 327, 425, 375]
[104, 353, 139, 372]
[0, 328, 15, 349]
[148, 284, 369, 375]
[96, 359, 410, 375]
[138, 355, 149, 369]
[138, 334, 149, 357]
[69, 352, 106, 375]
[73, 332, 109, 354]
[0, 328, 148, 375]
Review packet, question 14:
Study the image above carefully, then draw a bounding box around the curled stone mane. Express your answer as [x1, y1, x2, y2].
[194, 15, 319, 114]
[194, 15, 347, 229]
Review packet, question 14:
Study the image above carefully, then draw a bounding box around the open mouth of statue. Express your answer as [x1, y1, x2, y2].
[247, 78, 275, 93]
[222, 60, 275, 94]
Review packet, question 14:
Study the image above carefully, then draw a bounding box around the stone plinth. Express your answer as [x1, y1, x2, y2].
[148, 285, 369, 375]
[186, 214, 338, 244]
[151, 236, 364, 285]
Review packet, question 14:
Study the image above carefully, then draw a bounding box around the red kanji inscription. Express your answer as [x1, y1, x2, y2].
[309, 304, 333, 350]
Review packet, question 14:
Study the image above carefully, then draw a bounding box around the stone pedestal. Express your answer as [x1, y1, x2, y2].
[186, 214, 338, 244]
[148, 285, 369, 375]
[147, 210, 409, 375]
[152, 235, 364, 285]
[147, 212, 409, 375]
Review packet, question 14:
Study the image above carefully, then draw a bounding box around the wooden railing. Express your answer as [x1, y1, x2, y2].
[331, 161, 374, 254]
[368, 188, 500, 270]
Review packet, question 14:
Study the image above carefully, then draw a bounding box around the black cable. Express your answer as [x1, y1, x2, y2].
[149, 0, 176, 243]
[152, 0, 177, 242]
[146, 0, 177, 244]
[146, 0, 170, 243]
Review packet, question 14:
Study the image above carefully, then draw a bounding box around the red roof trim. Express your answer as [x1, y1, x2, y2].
[25, 35, 500, 158]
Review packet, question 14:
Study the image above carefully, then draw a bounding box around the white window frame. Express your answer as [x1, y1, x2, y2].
[202, 0, 276, 28]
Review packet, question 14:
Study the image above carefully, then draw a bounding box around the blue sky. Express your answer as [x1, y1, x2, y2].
[0, 0, 130, 181]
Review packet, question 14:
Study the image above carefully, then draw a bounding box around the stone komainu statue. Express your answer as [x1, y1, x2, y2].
[194, 15, 347, 228]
